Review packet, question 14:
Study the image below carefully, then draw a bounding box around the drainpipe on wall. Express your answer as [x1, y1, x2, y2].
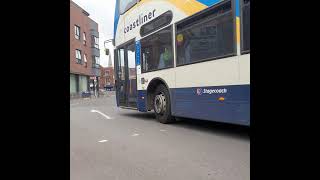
[93, 78, 97, 98]
[96, 77, 99, 98]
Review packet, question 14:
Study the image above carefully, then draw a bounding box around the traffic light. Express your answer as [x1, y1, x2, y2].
[105, 48, 110, 55]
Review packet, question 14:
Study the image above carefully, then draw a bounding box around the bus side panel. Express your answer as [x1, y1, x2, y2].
[137, 90, 148, 112]
[171, 84, 250, 126]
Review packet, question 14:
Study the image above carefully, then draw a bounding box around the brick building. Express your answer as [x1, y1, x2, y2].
[99, 65, 105, 89]
[99, 66, 115, 90]
[70, 1, 100, 98]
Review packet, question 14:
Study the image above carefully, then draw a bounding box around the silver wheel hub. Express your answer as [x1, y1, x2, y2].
[154, 93, 166, 114]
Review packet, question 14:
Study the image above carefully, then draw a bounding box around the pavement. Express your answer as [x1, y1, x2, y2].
[70, 93, 250, 180]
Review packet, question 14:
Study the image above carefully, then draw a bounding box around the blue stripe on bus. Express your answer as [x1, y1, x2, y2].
[171, 84, 250, 126]
[235, 0, 240, 17]
[135, 41, 141, 65]
[136, 85, 249, 125]
[196, 0, 240, 17]
[113, 0, 120, 39]
[196, 0, 221, 6]
[137, 90, 148, 112]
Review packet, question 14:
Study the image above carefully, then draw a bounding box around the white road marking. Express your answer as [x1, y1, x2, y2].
[70, 103, 79, 106]
[160, 129, 167, 132]
[131, 133, 139, 137]
[98, 140, 108, 143]
[90, 109, 112, 119]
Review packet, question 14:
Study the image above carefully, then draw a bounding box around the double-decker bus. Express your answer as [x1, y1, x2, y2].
[113, 0, 250, 126]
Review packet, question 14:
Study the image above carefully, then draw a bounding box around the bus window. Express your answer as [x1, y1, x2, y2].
[176, 0, 235, 66]
[241, 0, 250, 54]
[119, 0, 138, 14]
[140, 11, 173, 37]
[118, 48, 125, 81]
[141, 26, 173, 73]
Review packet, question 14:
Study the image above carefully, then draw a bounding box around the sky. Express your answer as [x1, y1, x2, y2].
[72, 0, 116, 67]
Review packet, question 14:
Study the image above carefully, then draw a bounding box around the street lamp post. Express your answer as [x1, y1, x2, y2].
[103, 38, 114, 92]
[104, 39, 113, 58]
[104, 39, 114, 50]
[104, 38, 114, 65]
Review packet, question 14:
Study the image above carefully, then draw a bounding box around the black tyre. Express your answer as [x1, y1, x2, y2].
[153, 84, 175, 124]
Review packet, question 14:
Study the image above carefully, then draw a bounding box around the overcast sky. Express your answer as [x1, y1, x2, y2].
[72, 0, 116, 67]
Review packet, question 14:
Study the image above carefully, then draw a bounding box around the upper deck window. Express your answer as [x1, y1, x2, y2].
[241, 0, 250, 54]
[119, 0, 138, 14]
[176, 0, 236, 66]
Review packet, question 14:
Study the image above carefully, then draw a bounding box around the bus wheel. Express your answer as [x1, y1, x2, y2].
[153, 84, 175, 124]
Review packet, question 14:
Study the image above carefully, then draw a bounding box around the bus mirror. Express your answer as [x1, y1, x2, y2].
[105, 49, 110, 55]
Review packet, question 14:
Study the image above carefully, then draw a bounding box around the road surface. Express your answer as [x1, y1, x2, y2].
[70, 93, 250, 180]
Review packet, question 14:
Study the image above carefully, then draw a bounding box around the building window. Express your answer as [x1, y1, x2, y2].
[141, 26, 173, 73]
[106, 70, 109, 76]
[176, 0, 235, 66]
[83, 32, 86, 45]
[241, 0, 250, 54]
[119, 0, 137, 14]
[75, 25, 80, 40]
[75, 49, 82, 64]
[83, 54, 87, 67]
[70, 74, 77, 94]
[78, 75, 89, 93]
[92, 56, 100, 68]
[140, 11, 173, 37]
[93, 36, 99, 49]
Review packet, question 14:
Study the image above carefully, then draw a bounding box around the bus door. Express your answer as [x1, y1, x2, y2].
[115, 47, 126, 107]
[115, 41, 137, 108]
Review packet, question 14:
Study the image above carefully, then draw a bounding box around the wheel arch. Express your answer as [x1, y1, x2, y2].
[146, 77, 170, 111]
